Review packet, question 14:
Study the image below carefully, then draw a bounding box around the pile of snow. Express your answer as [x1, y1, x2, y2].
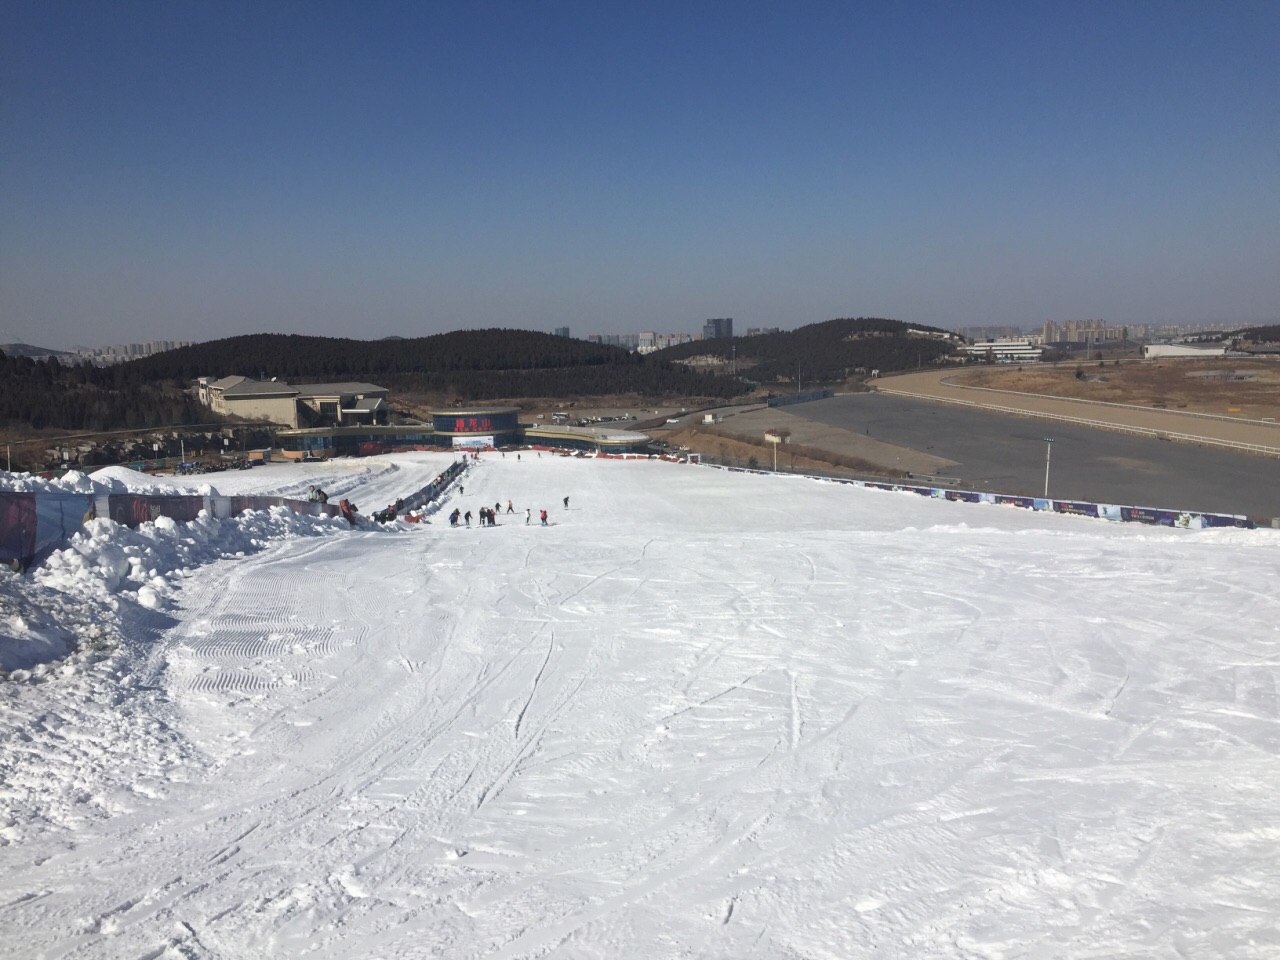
[0, 468, 104, 495]
[0, 568, 79, 671]
[0, 466, 215, 497]
[35, 509, 351, 609]
[0, 505, 357, 677]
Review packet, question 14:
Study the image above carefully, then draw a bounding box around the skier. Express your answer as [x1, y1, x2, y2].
[525, 508, 531, 525]
[464, 510, 472, 527]
[540, 509, 548, 526]
[563, 496, 569, 509]
[507, 500, 514, 514]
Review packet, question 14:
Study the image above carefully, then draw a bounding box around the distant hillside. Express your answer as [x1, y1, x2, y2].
[654, 317, 958, 384]
[1, 342, 73, 358]
[124, 329, 747, 402]
[1239, 324, 1280, 342]
[0, 349, 203, 432]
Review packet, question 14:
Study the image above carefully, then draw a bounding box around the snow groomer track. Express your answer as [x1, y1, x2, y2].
[2, 451, 1279, 959]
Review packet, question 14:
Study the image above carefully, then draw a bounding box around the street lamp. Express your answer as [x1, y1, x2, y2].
[1043, 438, 1054, 498]
[765, 430, 787, 472]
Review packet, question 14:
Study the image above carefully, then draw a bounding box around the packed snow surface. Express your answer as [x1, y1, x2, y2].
[2, 452, 1279, 958]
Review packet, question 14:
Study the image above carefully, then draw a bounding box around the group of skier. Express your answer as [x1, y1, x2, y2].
[446, 497, 561, 528]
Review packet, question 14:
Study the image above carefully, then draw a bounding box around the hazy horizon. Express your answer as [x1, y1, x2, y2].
[3, 3, 1278, 349]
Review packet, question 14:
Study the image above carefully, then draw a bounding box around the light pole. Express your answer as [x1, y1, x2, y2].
[1043, 438, 1054, 498]
[765, 430, 786, 472]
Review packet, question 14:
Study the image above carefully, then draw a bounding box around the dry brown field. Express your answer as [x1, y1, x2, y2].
[951, 359, 1280, 420]
[661, 424, 904, 479]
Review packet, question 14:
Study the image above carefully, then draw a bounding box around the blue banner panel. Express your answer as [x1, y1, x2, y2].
[1054, 501, 1100, 518]
[1202, 513, 1253, 529]
[993, 495, 1035, 509]
[34, 494, 96, 554]
[1121, 506, 1179, 526]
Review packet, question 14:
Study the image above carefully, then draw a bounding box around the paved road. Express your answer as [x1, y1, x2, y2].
[882, 368, 1280, 451]
[797, 392, 1280, 521]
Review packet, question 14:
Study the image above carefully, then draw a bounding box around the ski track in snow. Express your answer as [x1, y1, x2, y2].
[3, 451, 1280, 958]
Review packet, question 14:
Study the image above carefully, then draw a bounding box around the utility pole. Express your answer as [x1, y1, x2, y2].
[1043, 438, 1054, 498]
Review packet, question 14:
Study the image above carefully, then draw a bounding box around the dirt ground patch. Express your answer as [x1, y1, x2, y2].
[952, 360, 1280, 420]
[663, 425, 908, 478]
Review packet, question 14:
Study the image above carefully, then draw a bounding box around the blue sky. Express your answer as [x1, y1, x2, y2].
[2, 1, 1278, 348]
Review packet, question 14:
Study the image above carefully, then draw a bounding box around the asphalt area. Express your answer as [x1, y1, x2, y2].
[742, 393, 1279, 521]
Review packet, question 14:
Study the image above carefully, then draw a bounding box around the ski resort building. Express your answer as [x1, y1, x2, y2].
[197, 376, 391, 429]
[958, 339, 1043, 362]
[276, 406, 651, 459]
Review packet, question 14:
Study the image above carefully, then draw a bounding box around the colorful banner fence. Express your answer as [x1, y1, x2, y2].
[1, 459, 469, 572]
[701, 464, 1255, 531]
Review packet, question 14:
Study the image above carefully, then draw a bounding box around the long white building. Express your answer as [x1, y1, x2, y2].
[959, 338, 1043, 362]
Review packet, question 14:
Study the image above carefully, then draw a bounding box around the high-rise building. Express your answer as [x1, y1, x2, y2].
[553, 326, 571, 338]
[702, 318, 733, 339]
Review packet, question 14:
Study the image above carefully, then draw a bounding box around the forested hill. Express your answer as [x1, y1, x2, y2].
[125, 329, 746, 401]
[0, 349, 205, 432]
[1239, 324, 1280, 342]
[653, 318, 958, 383]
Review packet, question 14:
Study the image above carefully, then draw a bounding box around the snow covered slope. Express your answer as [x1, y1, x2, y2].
[2, 453, 1278, 958]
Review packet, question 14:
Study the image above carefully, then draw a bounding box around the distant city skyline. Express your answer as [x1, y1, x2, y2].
[2, 3, 1277, 350]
